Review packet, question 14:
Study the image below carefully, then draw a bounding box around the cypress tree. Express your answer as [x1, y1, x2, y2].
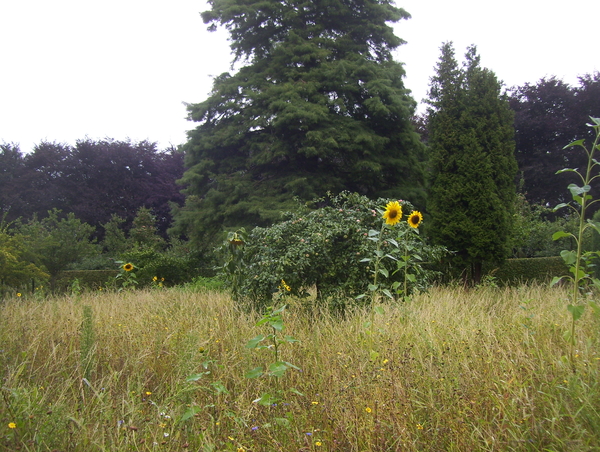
[426, 43, 517, 284]
[174, 0, 426, 247]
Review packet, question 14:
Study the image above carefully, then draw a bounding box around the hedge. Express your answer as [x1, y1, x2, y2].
[483, 256, 569, 285]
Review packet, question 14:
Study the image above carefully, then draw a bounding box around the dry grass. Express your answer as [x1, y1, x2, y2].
[1, 284, 599, 451]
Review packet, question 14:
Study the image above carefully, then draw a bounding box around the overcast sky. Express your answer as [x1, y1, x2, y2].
[1, 0, 598, 153]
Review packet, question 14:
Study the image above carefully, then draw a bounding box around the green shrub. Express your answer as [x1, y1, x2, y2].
[118, 248, 199, 286]
[483, 256, 569, 285]
[223, 192, 444, 309]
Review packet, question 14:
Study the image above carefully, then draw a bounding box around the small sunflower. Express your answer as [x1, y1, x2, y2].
[383, 201, 402, 226]
[407, 211, 423, 228]
[123, 263, 134, 272]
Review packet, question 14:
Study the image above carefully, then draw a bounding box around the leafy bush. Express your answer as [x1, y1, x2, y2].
[222, 192, 444, 309]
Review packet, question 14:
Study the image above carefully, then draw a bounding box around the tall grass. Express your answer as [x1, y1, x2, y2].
[1, 285, 599, 451]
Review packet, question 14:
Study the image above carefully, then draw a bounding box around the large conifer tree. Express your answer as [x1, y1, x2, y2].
[426, 43, 517, 283]
[174, 0, 425, 247]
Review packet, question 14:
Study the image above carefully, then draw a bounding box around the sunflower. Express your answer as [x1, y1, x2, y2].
[383, 201, 402, 226]
[123, 263, 134, 272]
[407, 211, 423, 228]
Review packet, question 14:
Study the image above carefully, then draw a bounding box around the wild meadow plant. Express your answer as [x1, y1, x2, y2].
[114, 261, 138, 291]
[552, 117, 600, 369]
[244, 303, 302, 407]
[358, 200, 424, 359]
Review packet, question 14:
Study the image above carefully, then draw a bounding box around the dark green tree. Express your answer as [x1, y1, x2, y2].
[426, 43, 518, 284]
[175, 0, 426, 248]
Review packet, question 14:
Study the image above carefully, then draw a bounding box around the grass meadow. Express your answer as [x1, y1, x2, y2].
[1, 284, 599, 451]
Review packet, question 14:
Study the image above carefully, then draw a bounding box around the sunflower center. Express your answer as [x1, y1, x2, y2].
[389, 210, 398, 219]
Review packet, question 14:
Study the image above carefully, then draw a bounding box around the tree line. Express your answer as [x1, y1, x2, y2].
[0, 139, 184, 239]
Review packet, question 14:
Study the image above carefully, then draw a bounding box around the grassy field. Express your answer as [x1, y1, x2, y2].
[1, 284, 599, 451]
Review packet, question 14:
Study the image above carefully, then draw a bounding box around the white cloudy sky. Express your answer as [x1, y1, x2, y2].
[1, 0, 598, 153]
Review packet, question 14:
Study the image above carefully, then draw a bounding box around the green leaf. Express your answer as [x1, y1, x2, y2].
[269, 318, 284, 331]
[550, 276, 564, 287]
[368, 283, 379, 291]
[378, 268, 389, 278]
[382, 288, 393, 299]
[288, 387, 305, 397]
[186, 372, 210, 382]
[271, 305, 286, 315]
[253, 393, 277, 406]
[552, 230, 572, 241]
[269, 361, 289, 377]
[245, 367, 264, 379]
[210, 381, 229, 394]
[568, 184, 586, 197]
[180, 406, 203, 422]
[567, 304, 585, 321]
[587, 219, 600, 235]
[283, 335, 299, 343]
[374, 306, 385, 315]
[556, 168, 579, 174]
[369, 350, 380, 361]
[560, 249, 577, 265]
[246, 335, 265, 349]
[281, 360, 301, 371]
[563, 329, 573, 344]
[553, 203, 569, 211]
[360, 258, 371, 263]
[368, 229, 380, 237]
[563, 139, 586, 149]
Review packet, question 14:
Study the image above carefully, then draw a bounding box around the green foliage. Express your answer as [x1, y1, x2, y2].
[220, 192, 443, 309]
[244, 305, 302, 406]
[426, 43, 518, 284]
[550, 117, 600, 368]
[509, 193, 585, 258]
[18, 209, 96, 289]
[217, 228, 248, 301]
[101, 214, 130, 255]
[0, 215, 48, 293]
[114, 261, 139, 291]
[118, 248, 199, 287]
[175, 0, 426, 249]
[129, 207, 166, 251]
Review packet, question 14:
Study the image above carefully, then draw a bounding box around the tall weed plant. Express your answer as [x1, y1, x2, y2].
[552, 117, 600, 368]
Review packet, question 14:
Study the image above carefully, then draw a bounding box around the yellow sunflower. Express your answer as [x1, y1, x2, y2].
[382, 201, 402, 226]
[407, 211, 423, 228]
[123, 263, 134, 272]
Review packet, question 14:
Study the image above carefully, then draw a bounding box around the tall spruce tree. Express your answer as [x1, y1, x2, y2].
[174, 0, 426, 247]
[426, 43, 517, 284]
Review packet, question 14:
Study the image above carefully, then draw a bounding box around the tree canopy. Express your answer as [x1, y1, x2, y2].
[175, 0, 426, 248]
[508, 73, 600, 209]
[426, 43, 518, 283]
[0, 139, 185, 239]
